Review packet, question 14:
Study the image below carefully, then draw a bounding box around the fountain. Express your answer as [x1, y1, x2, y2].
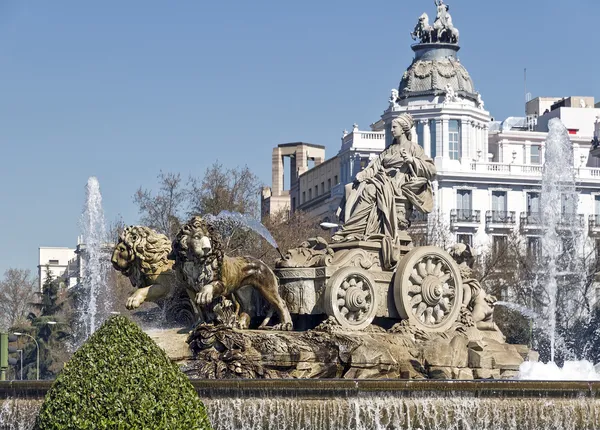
[5, 4, 600, 429]
[73, 177, 111, 347]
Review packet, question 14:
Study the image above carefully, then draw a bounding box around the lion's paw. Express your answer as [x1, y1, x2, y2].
[196, 285, 214, 306]
[126, 294, 144, 310]
[262, 322, 293, 332]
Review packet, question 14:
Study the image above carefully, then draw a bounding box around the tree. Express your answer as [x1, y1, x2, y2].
[0, 268, 36, 330]
[187, 162, 261, 218]
[15, 266, 72, 379]
[261, 209, 329, 267]
[134, 171, 186, 240]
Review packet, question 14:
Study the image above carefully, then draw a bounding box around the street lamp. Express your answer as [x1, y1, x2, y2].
[17, 349, 23, 380]
[13, 332, 39, 380]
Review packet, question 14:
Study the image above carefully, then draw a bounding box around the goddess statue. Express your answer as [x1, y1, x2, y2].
[334, 113, 436, 243]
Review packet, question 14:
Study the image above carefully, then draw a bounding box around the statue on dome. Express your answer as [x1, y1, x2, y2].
[476, 92, 485, 109]
[412, 1, 459, 44]
[444, 83, 458, 104]
[388, 88, 399, 108]
[410, 13, 433, 44]
[334, 113, 436, 243]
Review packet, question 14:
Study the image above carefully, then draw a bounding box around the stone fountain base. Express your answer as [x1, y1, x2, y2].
[147, 322, 537, 380]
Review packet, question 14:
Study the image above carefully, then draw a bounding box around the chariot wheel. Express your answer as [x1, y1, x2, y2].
[394, 246, 463, 332]
[324, 267, 378, 330]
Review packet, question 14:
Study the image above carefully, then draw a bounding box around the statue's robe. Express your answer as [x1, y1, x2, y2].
[336, 138, 436, 241]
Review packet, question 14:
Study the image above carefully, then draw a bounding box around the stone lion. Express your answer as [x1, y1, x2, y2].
[171, 216, 293, 331]
[111, 226, 178, 310]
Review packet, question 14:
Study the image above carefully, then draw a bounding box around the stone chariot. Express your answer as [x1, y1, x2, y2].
[276, 233, 463, 332]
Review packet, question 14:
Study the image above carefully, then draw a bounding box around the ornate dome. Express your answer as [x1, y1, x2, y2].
[398, 44, 477, 101]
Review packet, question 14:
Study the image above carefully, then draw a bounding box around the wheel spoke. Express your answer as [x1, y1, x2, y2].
[439, 298, 448, 311]
[417, 262, 428, 278]
[356, 280, 364, 290]
[416, 302, 427, 318]
[434, 262, 442, 276]
[410, 294, 423, 306]
[435, 308, 445, 322]
[439, 273, 451, 284]
[410, 269, 424, 285]
[407, 284, 421, 294]
[424, 306, 434, 324]
[426, 259, 434, 274]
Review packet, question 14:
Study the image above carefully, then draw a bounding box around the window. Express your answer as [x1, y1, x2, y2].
[531, 145, 541, 164]
[314, 186, 318, 196]
[302, 191, 306, 203]
[327, 178, 331, 191]
[360, 158, 367, 170]
[492, 235, 507, 256]
[291, 197, 296, 212]
[526, 192, 540, 223]
[561, 193, 577, 216]
[457, 234, 472, 247]
[334, 175, 338, 185]
[491, 191, 507, 221]
[49, 259, 59, 265]
[456, 189, 472, 220]
[321, 182, 324, 194]
[417, 121, 424, 148]
[430, 120, 437, 159]
[449, 120, 461, 160]
[527, 236, 541, 261]
[308, 189, 312, 200]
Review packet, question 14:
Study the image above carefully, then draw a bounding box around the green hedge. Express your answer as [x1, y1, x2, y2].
[35, 316, 212, 430]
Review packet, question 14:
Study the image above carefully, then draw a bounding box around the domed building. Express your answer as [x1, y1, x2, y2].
[263, 2, 600, 260]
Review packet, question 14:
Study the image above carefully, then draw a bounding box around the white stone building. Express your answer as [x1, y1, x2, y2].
[38, 247, 77, 291]
[260, 7, 600, 257]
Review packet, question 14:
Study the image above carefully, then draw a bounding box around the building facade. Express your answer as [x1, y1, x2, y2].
[261, 6, 600, 256]
[38, 247, 77, 291]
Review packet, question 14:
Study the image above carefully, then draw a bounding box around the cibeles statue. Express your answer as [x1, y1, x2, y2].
[334, 113, 436, 244]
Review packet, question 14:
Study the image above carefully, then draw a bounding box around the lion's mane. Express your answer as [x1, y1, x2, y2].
[116, 226, 173, 282]
[172, 216, 225, 281]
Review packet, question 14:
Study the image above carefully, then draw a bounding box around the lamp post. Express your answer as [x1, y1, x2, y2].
[13, 332, 39, 380]
[17, 349, 23, 380]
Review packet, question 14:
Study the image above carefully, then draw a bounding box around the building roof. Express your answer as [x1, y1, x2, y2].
[398, 44, 477, 102]
[277, 142, 325, 150]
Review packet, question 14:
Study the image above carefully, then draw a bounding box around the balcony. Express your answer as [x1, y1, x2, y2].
[485, 210, 516, 232]
[410, 211, 428, 224]
[450, 209, 480, 230]
[520, 212, 585, 232]
[408, 210, 428, 233]
[589, 215, 600, 236]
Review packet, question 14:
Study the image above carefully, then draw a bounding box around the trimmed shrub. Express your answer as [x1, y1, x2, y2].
[35, 315, 212, 429]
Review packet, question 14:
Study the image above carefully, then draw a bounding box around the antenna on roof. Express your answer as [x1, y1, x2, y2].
[524, 68, 527, 116]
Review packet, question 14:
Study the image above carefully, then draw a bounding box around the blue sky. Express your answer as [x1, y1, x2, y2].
[1, 0, 599, 276]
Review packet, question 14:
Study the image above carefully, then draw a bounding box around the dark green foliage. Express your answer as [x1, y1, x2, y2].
[35, 316, 212, 430]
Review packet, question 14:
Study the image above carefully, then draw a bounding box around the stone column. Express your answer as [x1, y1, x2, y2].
[470, 121, 478, 159]
[483, 125, 489, 157]
[422, 119, 431, 158]
[441, 117, 449, 159]
[460, 116, 470, 159]
[272, 147, 284, 194]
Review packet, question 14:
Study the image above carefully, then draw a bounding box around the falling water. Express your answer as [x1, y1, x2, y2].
[76, 177, 110, 345]
[205, 210, 279, 249]
[539, 118, 584, 362]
